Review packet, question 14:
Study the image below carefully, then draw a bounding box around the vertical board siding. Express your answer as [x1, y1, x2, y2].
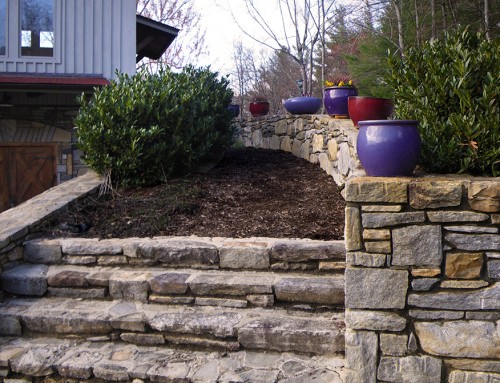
[0, 0, 136, 79]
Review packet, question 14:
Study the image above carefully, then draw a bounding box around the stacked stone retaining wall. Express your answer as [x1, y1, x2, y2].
[234, 114, 365, 186]
[236, 114, 500, 382]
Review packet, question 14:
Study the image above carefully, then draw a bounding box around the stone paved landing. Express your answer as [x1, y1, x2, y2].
[0, 337, 346, 382]
[0, 297, 345, 355]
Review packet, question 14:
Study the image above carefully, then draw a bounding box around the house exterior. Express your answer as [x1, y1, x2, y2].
[0, 0, 178, 212]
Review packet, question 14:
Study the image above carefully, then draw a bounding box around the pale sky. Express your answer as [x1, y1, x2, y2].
[193, 0, 279, 75]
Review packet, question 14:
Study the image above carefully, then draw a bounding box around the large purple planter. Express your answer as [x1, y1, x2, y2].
[357, 120, 421, 177]
[284, 96, 322, 115]
[323, 86, 358, 117]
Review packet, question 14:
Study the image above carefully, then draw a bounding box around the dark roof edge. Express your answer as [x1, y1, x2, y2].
[136, 14, 180, 36]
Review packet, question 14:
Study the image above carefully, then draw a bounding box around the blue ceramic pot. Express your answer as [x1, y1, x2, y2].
[323, 86, 358, 117]
[357, 120, 421, 177]
[228, 104, 240, 117]
[284, 96, 322, 115]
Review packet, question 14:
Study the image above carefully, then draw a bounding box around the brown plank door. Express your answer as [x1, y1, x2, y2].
[0, 145, 57, 213]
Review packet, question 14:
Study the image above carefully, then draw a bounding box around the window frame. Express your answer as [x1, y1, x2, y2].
[0, 0, 7, 56]
[19, 0, 56, 58]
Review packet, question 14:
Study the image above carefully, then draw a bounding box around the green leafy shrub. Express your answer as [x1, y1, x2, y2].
[387, 28, 499, 176]
[75, 66, 234, 186]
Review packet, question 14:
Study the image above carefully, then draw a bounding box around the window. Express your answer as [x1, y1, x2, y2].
[0, 0, 6, 55]
[20, 0, 54, 57]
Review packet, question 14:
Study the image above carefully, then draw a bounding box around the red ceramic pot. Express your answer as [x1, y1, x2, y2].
[249, 101, 270, 117]
[348, 96, 394, 127]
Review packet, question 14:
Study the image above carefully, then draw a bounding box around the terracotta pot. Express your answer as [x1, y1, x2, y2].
[357, 120, 421, 176]
[348, 96, 394, 127]
[249, 101, 270, 117]
[284, 96, 322, 115]
[323, 86, 358, 117]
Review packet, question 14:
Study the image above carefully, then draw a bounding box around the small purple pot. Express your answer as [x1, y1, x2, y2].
[357, 120, 421, 177]
[323, 86, 358, 117]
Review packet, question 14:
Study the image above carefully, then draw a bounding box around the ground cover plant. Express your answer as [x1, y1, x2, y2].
[44, 148, 345, 240]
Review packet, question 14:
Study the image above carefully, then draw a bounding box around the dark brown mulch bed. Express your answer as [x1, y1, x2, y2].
[42, 148, 346, 240]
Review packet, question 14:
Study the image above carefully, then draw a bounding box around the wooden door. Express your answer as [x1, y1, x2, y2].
[0, 145, 56, 213]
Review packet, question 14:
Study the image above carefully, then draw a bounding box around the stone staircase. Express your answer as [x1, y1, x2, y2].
[0, 236, 346, 382]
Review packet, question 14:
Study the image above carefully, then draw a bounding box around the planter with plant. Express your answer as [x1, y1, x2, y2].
[249, 96, 270, 117]
[387, 28, 499, 176]
[75, 65, 235, 188]
[323, 80, 358, 118]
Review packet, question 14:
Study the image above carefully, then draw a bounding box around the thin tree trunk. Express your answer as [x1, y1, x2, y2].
[431, 0, 436, 40]
[414, 0, 420, 47]
[447, 0, 457, 27]
[392, 0, 405, 52]
[484, 0, 491, 40]
[441, 3, 448, 32]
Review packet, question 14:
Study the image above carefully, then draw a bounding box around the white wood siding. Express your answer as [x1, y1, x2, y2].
[0, 0, 136, 79]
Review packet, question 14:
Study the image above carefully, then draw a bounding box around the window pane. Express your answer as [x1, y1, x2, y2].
[20, 0, 54, 57]
[0, 0, 6, 55]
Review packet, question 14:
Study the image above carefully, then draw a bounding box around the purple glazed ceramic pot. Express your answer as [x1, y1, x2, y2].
[323, 86, 358, 117]
[357, 120, 421, 177]
[284, 96, 322, 115]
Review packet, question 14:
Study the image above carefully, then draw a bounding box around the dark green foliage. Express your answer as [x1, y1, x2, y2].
[387, 29, 499, 176]
[75, 66, 235, 186]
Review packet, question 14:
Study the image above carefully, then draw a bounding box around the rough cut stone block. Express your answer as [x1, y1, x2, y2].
[140, 240, 219, 268]
[409, 180, 463, 209]
[440, 280, 489, 289]
[246, 294, 274, 307]
[449, 370, 500, 383]
[270, 239, 345, 262]
[47, 270, 89, 287]
[363, 229, 391, 240]
[10, 343, 70, 377]
[415, 320, 500, 358]
[411, 278, 440, 291]
[445, 359, 500, 374]
[409, 309, 464, 320]
[364, 241, 391, 253]
[446, 252, 483, 279]
[64, 255, 96, 265]
[445, 233, 500, 251]
[274, 276, 344, 305]
[345, 309, 406, 331]
[380, 334, 408, 356]
[149, 311, 242, 338]
[238, 317, 344, 354]
[345, 207, 362, 251]
[327, 139, 338, 161]
[97, 255, 128, 266]
[445, 225, 499, 234]
[109, 272, 151, 302]
[86, 271, 113, 286]
[411, 268, 441, 277]
[219, 241, 270, 270]
[377, 356, 442, 383]
[409, 282, 499, 310]
[344, 178, 408, 203]
[187, 273, 273, 296]
[427, 211, 489, 222]
[345, 267, 408, 309]
[120, 333, 165, 345]
[195, 297, 248, 308]
[347, 252, 386, 267]
[48, 287, 107, 299]
[149, 272, 190, 294]
[362, 212, 425, 228]
[362, 204, 402, 212]
[345, 329, 378, 383]
[24, 241, 62, 264]
[61, 239, 122, 255]
[468, 180, 500, 213]
[392, 225, 442, 267]
[488, 260, 500, 279]
[1, 264, 48, 296]
[0, 316, 22, 336]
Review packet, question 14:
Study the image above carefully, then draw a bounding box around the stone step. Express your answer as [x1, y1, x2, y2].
[0, 264, 345, 309]
[22, 236, 346, 272]
[0, 337, 346, 383]
[0, 297, 345, 355]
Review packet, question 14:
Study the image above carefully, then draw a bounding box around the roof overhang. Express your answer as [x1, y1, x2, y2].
[0, 74, 110, 92]
[136, 14, 179, 63]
